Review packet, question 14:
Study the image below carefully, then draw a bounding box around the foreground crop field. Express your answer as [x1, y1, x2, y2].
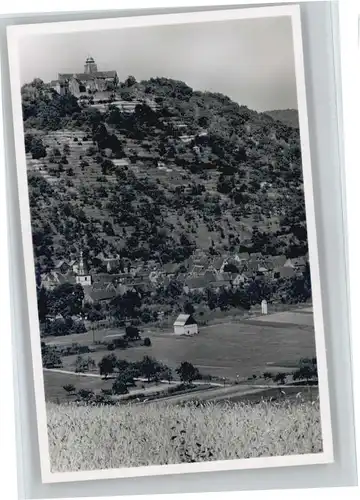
[47, 399, 322, 472]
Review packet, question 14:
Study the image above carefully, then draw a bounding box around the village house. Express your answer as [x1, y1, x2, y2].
[271, 255, 287, 268]
[162, 262, 179, 277]
[40, 270, 75, 290]
[54, 259, 70, 274]
[234, 252, 250, 262]
[97, 254, 120, 273]
[273, 267, 295, 279]
[210, 257, 225, 274]
[189, 264, 205, 276]
[231, 274, 246, 286]
[183, 275, 208, 294]
[173, 314, 198, 336]
[83, 287, 117, 305]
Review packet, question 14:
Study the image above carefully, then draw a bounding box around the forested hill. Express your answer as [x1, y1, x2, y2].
[264, 109, 299, 129]
[22, 76, 307, 274]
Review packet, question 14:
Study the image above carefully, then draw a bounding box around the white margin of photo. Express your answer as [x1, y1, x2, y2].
[5, 2, 334, 485]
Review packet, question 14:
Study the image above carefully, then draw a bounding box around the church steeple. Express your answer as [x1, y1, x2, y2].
[78, 250, 85, 275]
[84, 55, 98, 74]
[76, 249, 92, 287]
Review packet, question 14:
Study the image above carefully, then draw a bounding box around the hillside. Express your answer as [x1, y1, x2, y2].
[264, 109, 299, 128]
[23, 77, 307, 278]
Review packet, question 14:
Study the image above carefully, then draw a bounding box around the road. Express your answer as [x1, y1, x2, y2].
[147, 384, 315, 405]
[44, 368, 315, 404]
[43, 367, 223, 386]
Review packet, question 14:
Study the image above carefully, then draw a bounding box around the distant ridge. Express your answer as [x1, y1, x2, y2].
[264, 109, 299, 128]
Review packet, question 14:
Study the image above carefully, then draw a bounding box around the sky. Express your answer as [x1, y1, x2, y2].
[18, 16, 297, 112]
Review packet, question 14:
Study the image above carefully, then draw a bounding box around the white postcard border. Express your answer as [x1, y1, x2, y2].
[6, 4, 334, 484]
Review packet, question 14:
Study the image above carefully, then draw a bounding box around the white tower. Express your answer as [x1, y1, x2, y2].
[76, 250, 92, 286]
[261, 299, 268, 315]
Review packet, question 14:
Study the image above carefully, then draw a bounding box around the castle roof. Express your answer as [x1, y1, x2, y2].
[58, 71, 117, 82]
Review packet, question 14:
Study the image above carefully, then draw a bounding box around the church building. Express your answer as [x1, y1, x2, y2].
[50, 56, 118, 96]
[75, 251, 92, 287]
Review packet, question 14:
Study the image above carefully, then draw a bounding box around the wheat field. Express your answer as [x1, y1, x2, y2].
[47, 400, 322, 472]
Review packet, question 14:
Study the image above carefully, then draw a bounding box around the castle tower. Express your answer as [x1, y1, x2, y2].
[76, 250, 92, 287]
[84, 56, 98, 74]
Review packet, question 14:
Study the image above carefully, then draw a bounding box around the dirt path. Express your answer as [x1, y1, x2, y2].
[43, 368, 224, 387]
[143, 383, 314, 405]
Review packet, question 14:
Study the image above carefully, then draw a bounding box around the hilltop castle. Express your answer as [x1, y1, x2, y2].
[50, 56, 118, 96]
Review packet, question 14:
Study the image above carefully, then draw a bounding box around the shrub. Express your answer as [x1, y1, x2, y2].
[112, 379, 128, 395]
[73, 321, 86, 333]
[101, 388, 113, 396]
[77, 389, 94, 400]
[80, 160, 89, 169]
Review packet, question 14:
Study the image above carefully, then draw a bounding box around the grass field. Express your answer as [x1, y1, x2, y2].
[47, 398, 322, 472]
[58, 318, 316, 380]
[43, 371, 113, 402]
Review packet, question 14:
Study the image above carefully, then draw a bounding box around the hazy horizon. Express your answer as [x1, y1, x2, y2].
[18, 16, 298, 112]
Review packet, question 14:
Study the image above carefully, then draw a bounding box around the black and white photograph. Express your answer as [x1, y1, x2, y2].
[7, 6, 333, 483]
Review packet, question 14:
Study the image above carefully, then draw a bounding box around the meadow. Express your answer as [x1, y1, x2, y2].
[58, 315, 316, 381]
[47, 398, 322, 472]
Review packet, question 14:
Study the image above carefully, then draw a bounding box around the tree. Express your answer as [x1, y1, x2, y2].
[112, 378, 128, 395]
[75, 355, 95, 373]
[138, 356, 160, 382]
[41, 343, 62, 368]
[30, 137, 47, 159]
[125, 325, 141, 341]
[292, 357, 317, 384]
[101, 158, 115, 175]
[176, 361, 200, 384]
[25, 132, 34, 153]
[114, 366, 137, 388]
[98, 353, 117, 379]
[183, 302, 195, 315]
[63, 384, 76, 395]
[223, 263, 239, 274]
[161, 367, 173, 384]
[37, 286, 49, 323]
[143, 337, 151, 347]
[273, 372, 287, 385]
[48, 283, 84, 317]
[124, 75, 137, 87]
